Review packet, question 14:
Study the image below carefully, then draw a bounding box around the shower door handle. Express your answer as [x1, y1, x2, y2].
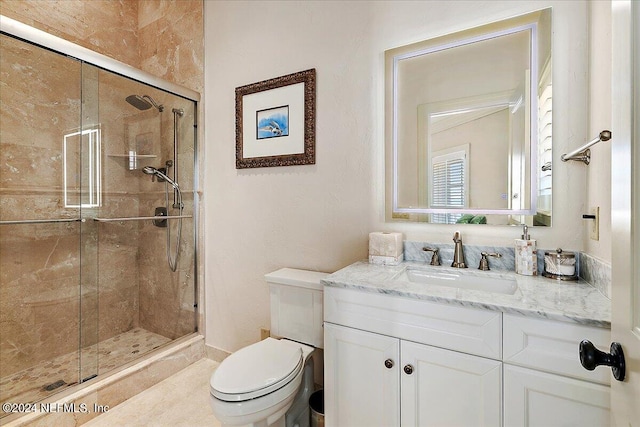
[93, 215, 192, 222]
[0, 218, 81, 225]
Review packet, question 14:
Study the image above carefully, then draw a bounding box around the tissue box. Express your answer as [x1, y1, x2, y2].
[369, 232, 403, 265]
[369, 253, 404, 266]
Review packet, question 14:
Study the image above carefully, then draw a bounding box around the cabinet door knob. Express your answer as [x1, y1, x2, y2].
[403, 364, 414, 375]
[384, 359, 394, 369]
[579, 340, 626, 381]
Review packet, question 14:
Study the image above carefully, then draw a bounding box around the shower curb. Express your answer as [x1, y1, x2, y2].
[1, 334, 205, 427]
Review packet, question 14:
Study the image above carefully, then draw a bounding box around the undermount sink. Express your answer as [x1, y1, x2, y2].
[395, 267, 518, 295]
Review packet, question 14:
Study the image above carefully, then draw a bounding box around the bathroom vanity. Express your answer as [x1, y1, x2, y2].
[322, 261, 611, 426]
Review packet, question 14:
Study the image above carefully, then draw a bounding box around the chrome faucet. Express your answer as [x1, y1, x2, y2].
[478, 252, 502, 270]
[451, 231, 467, 268]
[422, 247, 441, 266]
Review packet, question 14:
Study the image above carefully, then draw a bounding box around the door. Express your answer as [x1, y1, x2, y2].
[324, 323, 400, 427]
[401, 341, 501, 427]
[610, 0, 640, 424]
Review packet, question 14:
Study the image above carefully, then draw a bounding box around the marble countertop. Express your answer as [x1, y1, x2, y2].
[322, 261, 611, 328]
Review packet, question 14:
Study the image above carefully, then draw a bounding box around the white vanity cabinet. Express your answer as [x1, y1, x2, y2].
[502, 314, 612, 427]
[324, 323, 400, 426]
[324, 286, 611, 427]
[400, 340, 502, 426]
[324, 287, 503, 426]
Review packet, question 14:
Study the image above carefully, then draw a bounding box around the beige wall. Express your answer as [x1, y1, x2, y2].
[431, 110, 510, 215]
[586, 1, 612, 263]
[203, 0, 607, 355]
[203, 1, 376, 353]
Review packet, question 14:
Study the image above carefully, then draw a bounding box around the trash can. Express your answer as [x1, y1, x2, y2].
[309, 389, 324, 427]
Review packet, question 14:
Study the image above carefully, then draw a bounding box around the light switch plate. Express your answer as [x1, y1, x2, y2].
[590, 207, 600, 241]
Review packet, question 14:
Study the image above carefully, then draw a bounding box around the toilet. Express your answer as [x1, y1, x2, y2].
[210, 268, 328, 427]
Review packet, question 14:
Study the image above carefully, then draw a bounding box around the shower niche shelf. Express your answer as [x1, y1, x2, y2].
[108, 153, 157, 170]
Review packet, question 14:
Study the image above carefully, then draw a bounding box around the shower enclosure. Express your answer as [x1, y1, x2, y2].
[0, 17, 198, 415]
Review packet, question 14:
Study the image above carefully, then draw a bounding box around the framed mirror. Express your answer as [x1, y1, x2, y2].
[385, 8, 552, 226]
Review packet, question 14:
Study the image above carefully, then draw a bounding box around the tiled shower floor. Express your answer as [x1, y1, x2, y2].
[0, 328, 170, 414]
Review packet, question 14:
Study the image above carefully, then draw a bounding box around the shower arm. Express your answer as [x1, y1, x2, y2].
[142, 95, 164, 112]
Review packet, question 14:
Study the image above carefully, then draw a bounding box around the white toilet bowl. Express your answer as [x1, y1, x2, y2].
[210, 338, 314, 427]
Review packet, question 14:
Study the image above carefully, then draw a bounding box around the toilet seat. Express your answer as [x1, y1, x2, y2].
[211, 338, 304, 402]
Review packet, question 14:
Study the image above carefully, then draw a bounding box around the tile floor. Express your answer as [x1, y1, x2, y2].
[83, 358, 221, 427]
[0, 328, 170, 413]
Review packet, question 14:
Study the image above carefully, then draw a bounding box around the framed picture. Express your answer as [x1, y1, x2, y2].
[236, 69, 316, 168]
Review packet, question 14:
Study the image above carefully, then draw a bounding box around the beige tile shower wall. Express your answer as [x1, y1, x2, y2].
[136, 0, 203, 337]
[0, 0, 139, 67]
[0, 223, 82, 377]
[137, 98, 196, 339]
[0, 34, 81, 199]
[94, 71, 146, 346]
[138, 206, 196, 340]
[138, 0, 204, 93]
[0, 0, 204, 93]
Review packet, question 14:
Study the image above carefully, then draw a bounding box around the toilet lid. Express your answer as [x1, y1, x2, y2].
[211, 338, 303, 402]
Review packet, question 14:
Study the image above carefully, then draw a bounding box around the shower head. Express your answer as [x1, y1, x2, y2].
[142, 166, 180, 190]
[126, 95, 164, 112]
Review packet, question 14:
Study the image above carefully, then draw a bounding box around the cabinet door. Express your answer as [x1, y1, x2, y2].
[324, 323, 400, 427]
[504, 364, 610, 427]
[401, 341, 502, 427]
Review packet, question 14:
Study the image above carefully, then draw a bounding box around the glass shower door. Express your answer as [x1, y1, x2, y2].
[1, 24, 197, 418]
[0, 32, 96, 412]
[86, 65, 197, 377]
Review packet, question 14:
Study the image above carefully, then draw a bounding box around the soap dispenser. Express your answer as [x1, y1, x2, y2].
[515, 225, 537, 276]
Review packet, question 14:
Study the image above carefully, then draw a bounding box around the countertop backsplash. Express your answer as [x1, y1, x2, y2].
[404, 241, 611, 299]
[579, 252, 612, 298]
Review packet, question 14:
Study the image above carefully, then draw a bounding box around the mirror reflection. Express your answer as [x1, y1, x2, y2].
[386, 8, 552, 226]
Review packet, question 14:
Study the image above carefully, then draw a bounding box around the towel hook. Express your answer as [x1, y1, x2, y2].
[561, 130, 612, 165]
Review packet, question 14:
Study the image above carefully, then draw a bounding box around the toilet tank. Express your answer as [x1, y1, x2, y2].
[265, 268, 328, 349]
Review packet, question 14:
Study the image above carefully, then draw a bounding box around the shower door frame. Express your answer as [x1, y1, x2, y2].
[0, 13, 201, 383]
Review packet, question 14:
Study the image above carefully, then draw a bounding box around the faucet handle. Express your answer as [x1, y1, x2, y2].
[422, 247, 441, 266]
[478, 252, 502, 271]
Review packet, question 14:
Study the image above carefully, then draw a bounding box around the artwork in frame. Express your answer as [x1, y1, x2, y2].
[236, 69, 316, 168]
[257, 105, 289, 139]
